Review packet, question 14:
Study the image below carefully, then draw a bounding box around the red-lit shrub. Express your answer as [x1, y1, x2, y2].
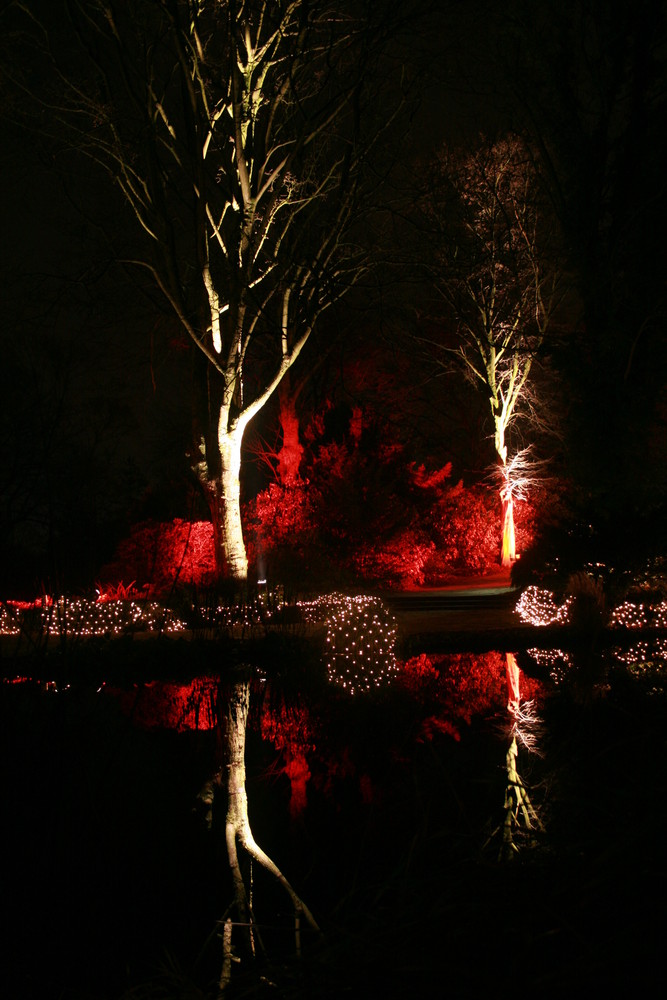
[352, 529, 436, 588]
[425, 483, 501, 577]
[246, 403, 514, 588]
[109, 677, 218, 731]
[104, 398, 543, 592]
[100, 519, 216, 596]
[261, 702, 317, 819]
[398, 651, 510, 742]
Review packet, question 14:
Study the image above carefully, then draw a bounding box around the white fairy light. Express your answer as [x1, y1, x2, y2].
[515, 586, 572, 626]
[324, 594, 398, 696]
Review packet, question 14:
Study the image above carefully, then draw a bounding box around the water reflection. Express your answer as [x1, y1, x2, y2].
[6, 640, 667, 994]
[79, 651, 552, 832]
[487, 652, 545, 861]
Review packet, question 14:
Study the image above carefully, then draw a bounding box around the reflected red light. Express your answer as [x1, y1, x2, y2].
[108, 677, 218, 731]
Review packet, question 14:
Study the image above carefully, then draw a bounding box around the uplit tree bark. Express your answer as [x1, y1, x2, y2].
[218, 671, 320, 989]
[423, 138, 560, 565]
[484, 652, 544, 861]
[14, 0, 406, 580]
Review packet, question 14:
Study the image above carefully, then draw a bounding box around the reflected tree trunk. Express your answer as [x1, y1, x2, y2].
[486, 653, 544, 860]
[218, 671, 320, 993]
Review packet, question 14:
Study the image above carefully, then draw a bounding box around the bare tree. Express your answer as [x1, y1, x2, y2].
[422, 136, 561, 565]
[2, 3, 422, 988]
[10, 0, 407, 580]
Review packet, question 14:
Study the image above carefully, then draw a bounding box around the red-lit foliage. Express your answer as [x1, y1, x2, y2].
[398, 651, 507, 740]
[261, 701, 317, 819]
[425, 482, 501, 576]
[6, 595, 53, 609]
[100, 390, 542, 592]
[398, 651, 545, 743]
[108, 677, 219, 731]
[100, 519, 216, 596]
[95, 580, 139, 603]
[246, 401, 538, 588]
[352, 529, 436, 588]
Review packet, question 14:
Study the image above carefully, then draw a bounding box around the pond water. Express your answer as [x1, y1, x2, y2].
[3, 640, 667, 998]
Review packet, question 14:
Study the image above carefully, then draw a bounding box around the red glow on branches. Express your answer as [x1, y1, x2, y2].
[100, 519, 216, 596]
[261, 702, 317, 819]
[109, 677, 219, 731]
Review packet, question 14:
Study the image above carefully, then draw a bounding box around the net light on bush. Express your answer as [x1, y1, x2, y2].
[324, 594, 398, 695]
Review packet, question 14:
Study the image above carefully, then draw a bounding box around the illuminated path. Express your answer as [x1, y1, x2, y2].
[378, 574, 527, 653]
[383, 585, 519, 613]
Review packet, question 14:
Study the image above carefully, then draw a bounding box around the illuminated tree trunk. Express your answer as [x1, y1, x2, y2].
[500, 489, 516, 567]
[495, 423, 516, 568]
[218, 426, 248, 581]
[493, 652, 543, 860]
[219, 674, 320, 992]
[506, 650, 521, 714]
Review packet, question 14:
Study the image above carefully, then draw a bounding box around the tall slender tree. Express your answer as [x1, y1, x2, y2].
[10, 0, 406, 580]
[3, 3, 423, 987]
[422, 137, 561, 564]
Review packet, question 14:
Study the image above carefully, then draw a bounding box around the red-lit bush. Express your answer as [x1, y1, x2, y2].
[246, 403, 515, 588]
[109, 677, 218, 731]
[352, 529, 436, 588]
[103, 398, 543, 592]
[99, 519, 216, 596]
[261, 701, 317, 819]
[425, 482, 501, 577]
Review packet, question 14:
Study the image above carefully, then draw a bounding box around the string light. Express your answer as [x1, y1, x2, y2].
[515, 586, 572, 626]
[608, 638, 667, 667]
[323, 594, 398, 696]
[526, 648, 572, 685]
[0, 596, 185, 636]
[609, 600, 667, 629]
[0, 605, 20, 635]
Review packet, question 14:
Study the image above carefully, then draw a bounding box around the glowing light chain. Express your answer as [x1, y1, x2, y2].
[0, 589, 365, 637]
[517, 588, 667, 631]
[609, 601, 667, 629]
[0, 597, 185, 637]
[0, 605, 20, 635]
[192, 591, 351, 629]
[515, 586, 572, 627]
[324, 594, 398, 696]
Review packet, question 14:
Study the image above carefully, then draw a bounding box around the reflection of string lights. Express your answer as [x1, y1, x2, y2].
[526, 648, 572, 686]
[609, 601, 667, 629]
[324, 595, 398, 695]
[608, 640, 667, 698]
[515, 586, 572, 626]
[608, 639, 667, 667]
[0, 606, 20, 635]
